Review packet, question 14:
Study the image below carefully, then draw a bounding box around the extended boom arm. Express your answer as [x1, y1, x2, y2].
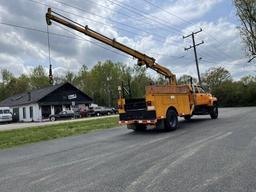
[46, 8, 176, 84]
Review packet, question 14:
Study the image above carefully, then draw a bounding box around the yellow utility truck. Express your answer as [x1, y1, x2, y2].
[46, 8, 218, 131]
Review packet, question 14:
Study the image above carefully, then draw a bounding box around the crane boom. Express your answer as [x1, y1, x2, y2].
[46, 8, 176, 84]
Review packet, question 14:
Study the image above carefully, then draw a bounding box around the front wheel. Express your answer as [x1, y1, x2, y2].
[210, 105, 218, 119]
[50, 116, 56, 121]
[164, 109, 178, 131]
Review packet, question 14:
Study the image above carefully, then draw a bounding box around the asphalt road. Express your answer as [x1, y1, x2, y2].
[0, 107, 256, 192]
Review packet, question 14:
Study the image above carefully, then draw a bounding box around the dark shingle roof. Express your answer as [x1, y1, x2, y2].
[0, 83, 67, 107]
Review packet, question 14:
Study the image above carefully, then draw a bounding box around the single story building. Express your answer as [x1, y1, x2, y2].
[0, 82, 92, 122]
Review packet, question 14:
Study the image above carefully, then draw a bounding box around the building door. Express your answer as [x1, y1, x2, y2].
[54, 105, 62, 114]
[41, 106, 51, 119]
[12, 108, 19, 122]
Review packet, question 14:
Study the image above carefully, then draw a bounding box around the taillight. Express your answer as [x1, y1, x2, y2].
[146, 101, 152, 106]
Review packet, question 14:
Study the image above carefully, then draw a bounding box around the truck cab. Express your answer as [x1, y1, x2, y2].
[0, 107, 13, 123]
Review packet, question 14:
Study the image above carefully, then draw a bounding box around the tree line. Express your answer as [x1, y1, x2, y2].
[0, 60, 256, 107]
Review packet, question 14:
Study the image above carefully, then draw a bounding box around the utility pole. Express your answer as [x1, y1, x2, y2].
[183, 28, 204, 85]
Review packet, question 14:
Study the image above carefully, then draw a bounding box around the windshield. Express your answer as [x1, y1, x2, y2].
[4, 110, 10, 113]
[0, 109, 10, 114]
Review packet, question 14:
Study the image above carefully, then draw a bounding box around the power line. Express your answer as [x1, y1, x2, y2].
[53, 22, 131, 58]
[86, 0, 136, 19]
[102, 0, 183, 34]
[140, 0, 194, 26]
[0, 21, 186, 61]
[26, 0, 167, 42]
[38, 0, 170, 42]
[140, 0, 237, 61]
[206, 33, 235, 60]
[86, 0, 179, 34]
[25, 0, 168, 43]
[203, 59, 218, 65]
[0, 22, 129, 58]
[53, 22, 187, 60]
[26, 0, 192, 48]
[199, 49, 223, 60]
[108, 0, 235, 62]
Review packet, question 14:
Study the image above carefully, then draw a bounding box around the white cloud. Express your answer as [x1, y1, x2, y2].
[0, 54, 30, 76]
[0, 0, 253, 82]
[148, 0, 223, 26]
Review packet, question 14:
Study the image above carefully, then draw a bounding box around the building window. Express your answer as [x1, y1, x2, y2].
[23, 107, 26, 119]
[29, 106, 33, 119]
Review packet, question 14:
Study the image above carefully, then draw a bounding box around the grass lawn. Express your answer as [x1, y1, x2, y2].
[0, 116, 119, 149]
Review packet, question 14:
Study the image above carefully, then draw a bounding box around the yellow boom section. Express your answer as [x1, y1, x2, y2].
[46, 8, 176, 84]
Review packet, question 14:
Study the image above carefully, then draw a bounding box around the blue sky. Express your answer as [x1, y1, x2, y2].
[0, 0, 255, 80]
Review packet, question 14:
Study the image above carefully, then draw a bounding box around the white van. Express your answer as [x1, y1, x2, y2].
[0, 107, 13, 123]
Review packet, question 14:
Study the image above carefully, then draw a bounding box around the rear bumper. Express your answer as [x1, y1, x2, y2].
[119, 119, 157, 125]
[119, 110, 157, 125]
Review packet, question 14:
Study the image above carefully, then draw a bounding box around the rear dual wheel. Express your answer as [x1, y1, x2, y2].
[164, 109, 178, 131]
[210, 104, 218, 119]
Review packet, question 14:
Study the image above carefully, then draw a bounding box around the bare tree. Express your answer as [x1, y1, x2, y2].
[234, 0, 256, 62]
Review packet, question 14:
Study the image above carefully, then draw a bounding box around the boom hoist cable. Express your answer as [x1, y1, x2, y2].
[46, 24, 53, 85]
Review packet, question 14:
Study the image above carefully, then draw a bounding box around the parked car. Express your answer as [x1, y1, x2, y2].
[112, 107, 118, 114]
[79, 109, 88, 118]
[73, 108, 88, 118]
[87, 106, 114, 116]
[49, 110, 80, 121]
[0, 107, 13, 123]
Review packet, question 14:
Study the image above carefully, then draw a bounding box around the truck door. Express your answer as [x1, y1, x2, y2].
[195, 87, 209, 106]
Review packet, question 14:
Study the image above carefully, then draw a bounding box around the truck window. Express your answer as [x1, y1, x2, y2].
[0, 110, 2, 114]
[198, 87, 205, 93]
[4, 109, 10, 114]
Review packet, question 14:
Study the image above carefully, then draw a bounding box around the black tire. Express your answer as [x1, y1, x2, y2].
[134, 124, 147, 132]
[184, 115, 191, 121]
[210, 104, 218, 119]
[50, 116, 56, 121]
[164, 109, 178, 131]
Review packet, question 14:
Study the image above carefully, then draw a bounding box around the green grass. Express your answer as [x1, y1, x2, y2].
[0, 116, 119, 149]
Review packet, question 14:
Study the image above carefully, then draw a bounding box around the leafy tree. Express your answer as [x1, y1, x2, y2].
[202, 67, 232, 90]
[1, 62, 256, 108]
[1, 69, 14, 85]
[234, 0, 256, 62]
[64, 71, 79, 85]
[177, 74, 197, 85]
[240, 75, 256, 85]
[130, 65, 152, 98]
[30, 65, 50, 89]
[0, 73, 30, 101]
